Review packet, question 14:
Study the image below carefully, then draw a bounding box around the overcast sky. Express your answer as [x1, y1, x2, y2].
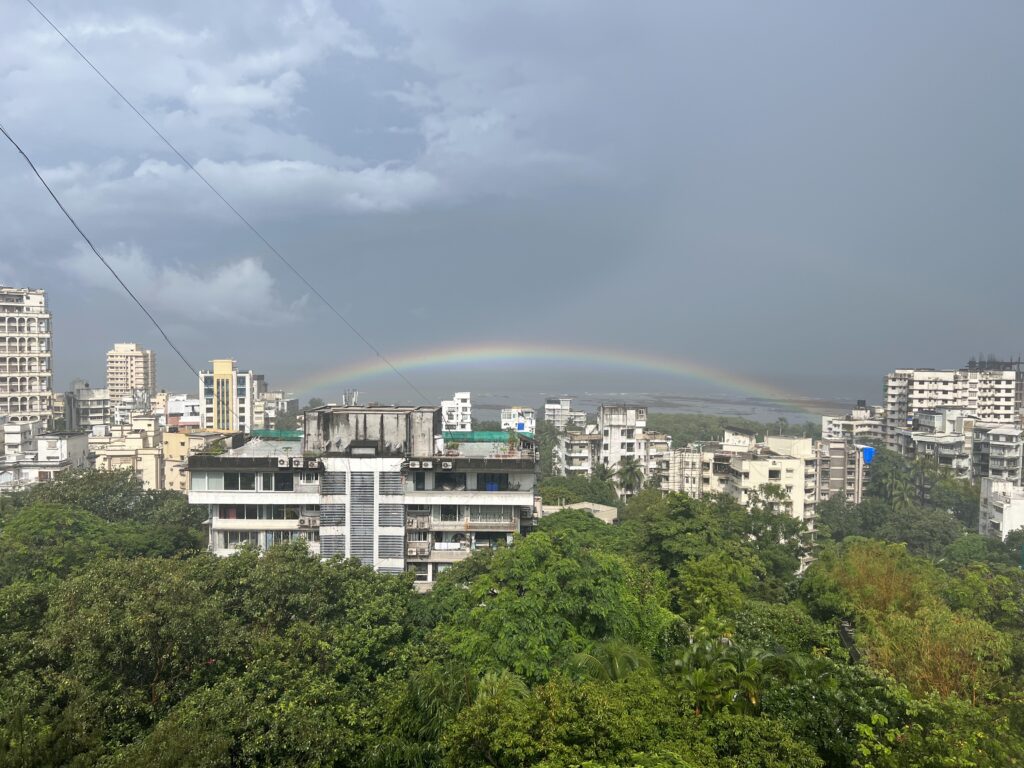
[1, 1, 1022, 402]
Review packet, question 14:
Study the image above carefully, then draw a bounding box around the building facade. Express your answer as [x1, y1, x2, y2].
[106, 343, 156, 402]
[441, 392, 472, 432]
[543, 397, 587, 430]
[979, 477, 1024, 540]
[63, 379, 112, 430]
[501, 407, 536, 434]
[199, 359, 255, 433]
[188, 405, 539, 591]
[884, 364, 1022, 449]
[0, 422, 88, 492]
[822, 403, 884, 442]
[0, 286, 54, 423]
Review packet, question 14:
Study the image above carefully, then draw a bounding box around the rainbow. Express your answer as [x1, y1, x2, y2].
[286, 342, 824, 417]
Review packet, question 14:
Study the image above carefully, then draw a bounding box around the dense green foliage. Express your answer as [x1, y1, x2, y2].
[2, 462, 1024, 766]
[647, 412, 822, 444]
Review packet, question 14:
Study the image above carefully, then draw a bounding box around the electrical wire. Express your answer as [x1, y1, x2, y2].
[0, 121, 199, 379]
[21, 0, 448, 426]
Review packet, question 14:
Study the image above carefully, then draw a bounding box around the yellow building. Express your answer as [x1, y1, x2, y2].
[199, 359, 255, 433]
[162, 430, 224, 492]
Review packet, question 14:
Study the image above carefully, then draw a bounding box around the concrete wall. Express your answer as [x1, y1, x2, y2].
[303, 406, 441, 456]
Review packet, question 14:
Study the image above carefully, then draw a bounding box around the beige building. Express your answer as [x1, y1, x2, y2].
[162, 430, 224, 492]
[0, 286, 54, 423]
[91, 415, 164, 489]
[106, 343, 156, 402]
[200, 359, 256, 433]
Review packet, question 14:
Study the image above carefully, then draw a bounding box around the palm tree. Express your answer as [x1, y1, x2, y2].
[615, 456, 645, 497]
[570, 639, 651, 682]
[592, 462, 613, 484]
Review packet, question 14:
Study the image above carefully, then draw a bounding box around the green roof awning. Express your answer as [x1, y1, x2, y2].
[442, 430, 535, 442]
[251, 429, 303, 441]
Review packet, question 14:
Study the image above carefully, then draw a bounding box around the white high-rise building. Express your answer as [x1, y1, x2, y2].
[0, 286, 54, 423]
[441, 392, 472, 432]
[106, 342, 156, 402]
[884, 364, 1022, 449]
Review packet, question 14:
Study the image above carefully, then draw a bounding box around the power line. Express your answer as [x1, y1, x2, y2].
[22, 0, 444, 419]
[0, 121, 199, 379]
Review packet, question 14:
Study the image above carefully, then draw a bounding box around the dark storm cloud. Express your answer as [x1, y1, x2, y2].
[1, 1, 1022, 397]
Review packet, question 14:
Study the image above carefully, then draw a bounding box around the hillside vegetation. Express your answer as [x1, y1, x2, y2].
[1, 459, 1023, 767]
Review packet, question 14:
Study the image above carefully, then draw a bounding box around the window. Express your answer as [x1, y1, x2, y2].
[301, 471, 319, 484]
[407, 563, 429, 582]
[274, 473, 294, 492]
[224, 472, 256, 490]
[206, 472, 224, 490]
[414, 471, 426, 490]
[476, 473, 509, 491]
[434, 472, 466, 490]
[191, 471, 207, 490]
[439, 505, 460, 522]
[261, 473, 273, 491]
[768, 469, 781, 480]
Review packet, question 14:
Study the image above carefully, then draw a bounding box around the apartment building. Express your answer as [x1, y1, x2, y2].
[552, 404, 672, 494]
[162, 429, 226, 492]
[884, 363, 1022, 449]
[972, 425, 1023, 485]
[543, 397, 587, 430]
[979, 477, 1024, 540]
[188, 404, 539, 591]
[441, 392, 472, 432]
[164, 394, 203, 430]
[199, 359, 256, 433]
[0, 286, 54, 423]
[501, 407, 536, 434]
[822, 402, 884, 442]
[253, 390, 299, 431]
[665, 429, 871, 521]
[0, 422, 88, 492]
[91, 415, 164, 489]
[106, 343, 156, 402]
[63, 379, 112, 430]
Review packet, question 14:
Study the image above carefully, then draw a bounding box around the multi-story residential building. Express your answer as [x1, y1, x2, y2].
[884, 363, 1022, 449]
[199, 359, 255, 433]
[162, 429, 225, 492]
[665, 429, 871, 520]
[106, 343, 156, 402]
[501, 407, 536, 434]
[543, 397, 587, 430]
[161, 393, 202, 430]
[0, 286, 54, 424]
[553, 429, 603, 476]
[253, 390, 299, 431]
[188, 404, 539, 591]
[972, 425, 1023, 485]
[91, 415, 164, 489]
[0, 421, 88, 492]
[553, 405, 672, 494]
[63, 379, 112, 430]
[822, 402, 884, 442]
[979, 477, 1024, 540]
[441, 392, 472, 432]
[817, 439, 871, 505]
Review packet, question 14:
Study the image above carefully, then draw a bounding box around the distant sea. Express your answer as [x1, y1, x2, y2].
[470, 390, 856, 425]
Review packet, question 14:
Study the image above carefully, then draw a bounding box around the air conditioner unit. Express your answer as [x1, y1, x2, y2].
[292, 458, 302, 468]
[421, 461, 433, 469]
[407, 460, 420, 469]
[277, 457, 288, 467]
[407, 548, 419, 557]
[441, 461, 453, 470]
[307, 460, 318, 469]
[298, 516, 317, 528]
